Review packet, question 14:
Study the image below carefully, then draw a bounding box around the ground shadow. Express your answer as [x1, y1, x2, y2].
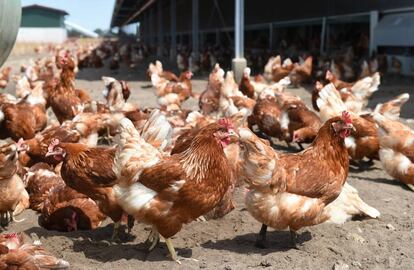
[353, 175, 411, 190]
[201, 230, 312, 255]
[24, 225, 193, 263]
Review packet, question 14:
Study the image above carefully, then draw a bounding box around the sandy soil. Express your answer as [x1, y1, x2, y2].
[1, 53, 414, 270]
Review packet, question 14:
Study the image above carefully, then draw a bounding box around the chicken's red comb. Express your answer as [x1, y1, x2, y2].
[4, 233, 18, 239]
[342, 111, 352, 124]
[218, 118, 234, 130]
[48, 138, 60, 152]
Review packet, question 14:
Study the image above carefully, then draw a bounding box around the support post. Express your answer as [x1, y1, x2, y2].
[149, 8, 154, 46]
[369, 10, 379, 56]
[320, 17, 326, 54]
[192, 0, 199, 56]
[269, 23, 273, 51]
[232, 0, 246, 83]
[170, 0, 177, 61]
[215, 29, 220, 46]
[157, 0, 163, 57]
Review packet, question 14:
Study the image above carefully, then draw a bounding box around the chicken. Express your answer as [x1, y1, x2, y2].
[152, 71, 193, 111]
[271, 56, 293, 82]
[325, 70, 353, 90]
[19, 125, 81, 166]
[280, 102, 322, 149]
[324, 182, 380, 224]
[238, 111, 354, 248]
[317, 84, 379, 165]
[48, 54, 83, 123]
[24, 163, 65, 212]
[373, 113, 414, 191]
[325, 71, 381, 114]
[251, 90, 283, 143]
[0, 232, 70, 269]
[199, 64, 225, 115]
[113, 117, 236, 263]
[289, 56, 313, 86]
[373, 93, 409, 121]
[311, 81, 324, 111]
[40, 185, 106, 232]
[0, 141, 29, 226]
[239, 67, 255, 98]
[45, 140, 123, 240]
[102, 76, 134, 111]
[0, 67, 12, 88]
[147, 60, 179, 82]
[0, 98, 47, 140]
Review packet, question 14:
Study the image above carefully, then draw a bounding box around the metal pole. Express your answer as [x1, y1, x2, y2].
[149, 8, 154, 46]
[170, 0, 177, 60]
[192, 0, 199, 56]
[157, 0, 163, 57]
[369, 10, 379, 56]
[232, 0, 246, 83]
[269, 23, 273, 51]
[235, 0, 244, 58]
[320, 17, 326, 54]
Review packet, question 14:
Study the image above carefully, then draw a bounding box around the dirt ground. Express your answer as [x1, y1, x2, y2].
[1, 51, 414, 270]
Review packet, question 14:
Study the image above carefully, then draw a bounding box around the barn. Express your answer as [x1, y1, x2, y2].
[16, 4, 68, 43]
[111, 0, 414, 76]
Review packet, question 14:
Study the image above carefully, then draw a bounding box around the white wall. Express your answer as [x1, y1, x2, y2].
[16, 27, 67, 43]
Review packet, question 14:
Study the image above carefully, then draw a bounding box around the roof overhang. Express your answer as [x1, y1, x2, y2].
[110, 0, 155, 28]
[374, 12, 414, 46]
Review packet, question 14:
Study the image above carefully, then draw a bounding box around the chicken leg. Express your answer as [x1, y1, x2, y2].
[289, 229, 299, 249]
[145, 228, 160, 252]
[110, 221, 121, 241]
[165, 238, 198, 264]
[255, 224, 268, 249]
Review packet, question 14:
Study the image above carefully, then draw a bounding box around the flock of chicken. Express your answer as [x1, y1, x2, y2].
[0, 40, 413, 267]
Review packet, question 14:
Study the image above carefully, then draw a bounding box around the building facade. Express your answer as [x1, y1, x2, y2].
[17, 4, 68, 43]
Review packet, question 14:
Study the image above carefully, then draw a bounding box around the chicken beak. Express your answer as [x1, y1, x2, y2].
[45, 151, 57, 157]
[348, 124, 356, 132]
[228, 130, 240, 143]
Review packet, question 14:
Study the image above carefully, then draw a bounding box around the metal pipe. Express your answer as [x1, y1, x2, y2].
[170, 0, 177, 56]
[369, 10, 379, 56]
[122, 0, 155, 26]
[157, 0, 163, 56]
[320, 17, 326, 54]
[235, 0, 244, 58]
[192, 0, 199, 55]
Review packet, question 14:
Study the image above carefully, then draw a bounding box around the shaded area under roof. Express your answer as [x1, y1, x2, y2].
[22, 4, 69, 16]
[111, 0, 154, 27]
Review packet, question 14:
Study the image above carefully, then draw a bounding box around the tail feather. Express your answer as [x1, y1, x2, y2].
[326, 183, 380, 224]
[352, 72, 381, 100]
[114, 118, 161, 184]
[316, 83, 346, 122]
[140, 110, 173, 152]
[374, 93, 409, 120]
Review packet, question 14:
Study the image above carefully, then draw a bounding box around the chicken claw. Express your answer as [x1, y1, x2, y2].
[145, 228, 160, 252]
[255, 224, 268, 249]
[289, 230, 300, 250]
[165, 238, 198, 264]
[9, 211, 25, 223]
[110, 221, 121, 242]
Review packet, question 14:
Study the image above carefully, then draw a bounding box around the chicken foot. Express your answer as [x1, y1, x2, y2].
[255, 224, 268, 249]
[165, 238, 198, 264]
[110, 221, 121, 241]
[145, 228, 160, 252]
[289, 229, 300, 250]
[9, 210, 25, 223]
[127, 215, 135, 233]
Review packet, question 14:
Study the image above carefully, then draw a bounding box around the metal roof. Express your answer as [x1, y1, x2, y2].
[111, 0, 155, 27]
[22, 4, 69, 16]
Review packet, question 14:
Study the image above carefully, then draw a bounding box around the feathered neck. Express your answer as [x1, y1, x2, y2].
[180, 135, 228, 182]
